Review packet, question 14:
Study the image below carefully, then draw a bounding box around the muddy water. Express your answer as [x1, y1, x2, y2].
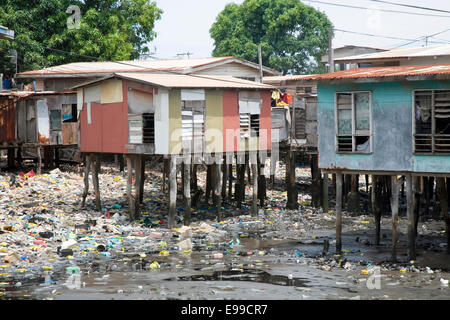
[4, 223, 450, 301]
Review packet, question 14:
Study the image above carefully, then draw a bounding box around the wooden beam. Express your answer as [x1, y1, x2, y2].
[406, 173, 416, 261]
[183, 157, 191, 226]
[80, 154, 90, 208]
[168, 155, 177, 228]
[336, 172, 343, 254]
[91, 153, 101, 212]
[391, 175, 399, 263]
[126, 155, 135, 220]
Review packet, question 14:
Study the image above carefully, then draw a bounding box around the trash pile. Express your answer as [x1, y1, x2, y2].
[0, 162, 448, 299]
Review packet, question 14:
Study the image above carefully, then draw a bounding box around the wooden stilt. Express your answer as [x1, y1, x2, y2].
[168, 156, 177, 228]
[372, 175, 382, 245]
[251, 159, 258, 216]
[126, 155, 135, 220]
[311, 154, 321, 208]
[17, 145, 23, 168]
[227, 162, 233, 201]
[119, 154, 125, 172]
[348, 174, 360, 215]
[7, 147, 15, 169]
[37, 146, 42, 174]
[336, 172, 343, 254]
[436, 177, 449, 253]
[270, 154, 276, 189]
[91, 153, 101, 212]
[215, 159, 223, 221]
[54, 147, 60, 168]
[322, 173, 329, 213]
[205, 164, 212, 204]
[406, 173, 416, 260]
[134, 155, 142, 219]
[236, 161, 245, 208]
[163, 158, 169, 194]
[222, 156, 227, 200]
[365, 174, 369, 193]
[413, 176, 421, 237]
[257, 157, 266, 207]
[246, 153, 251, 185]
[81, 154, 91, 208]
[139, 156, 146, 204]
[391, 175, 399, 263]
[183, 157, 191, 226]
[286, 150, 298, 210]
[191, 163, 198, 193]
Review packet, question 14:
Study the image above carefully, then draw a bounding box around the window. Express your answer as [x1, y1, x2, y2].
[62, 104, 77, 123]
[336, 91, 372, 153]
[414, 89, 450, 154]
[181, 100, 205, 153]
[50, 110, 62, 131]
[239, 91, 261, 139]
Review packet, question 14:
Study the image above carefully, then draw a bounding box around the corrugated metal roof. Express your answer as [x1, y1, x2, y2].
[335, 44, 450, 62]
[73, 73, 275, 90]
[297, 64, 450, 81]
[0, 91, 76, 98]
[18, 56, 280, 77]
[263, 75, 317, 83]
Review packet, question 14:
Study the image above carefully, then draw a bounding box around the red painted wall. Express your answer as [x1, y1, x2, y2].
[222, 89, 272, 152]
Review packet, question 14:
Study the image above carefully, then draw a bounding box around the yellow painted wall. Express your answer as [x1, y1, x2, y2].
[205, 90, 223, 154]
[101, 79, 123, 104]
[169, 89, 182, 154]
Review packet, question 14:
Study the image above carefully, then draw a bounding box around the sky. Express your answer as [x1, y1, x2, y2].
[150, 0, 450, 60]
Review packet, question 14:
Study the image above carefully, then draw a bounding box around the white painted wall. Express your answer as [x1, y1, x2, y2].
[154, 88, 169, 154]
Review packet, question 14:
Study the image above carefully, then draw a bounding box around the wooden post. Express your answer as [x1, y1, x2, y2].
[162, 158, 169, 194]
[365, 175, 369, 193]
[215, 159, 223, 221]
[205, 164, 212, 204]
[222, 156, 227, 200]
[257, 158, 266, 207]
[372, 175, 382, 245]
[134, 155, 142, 219]
[413, 176, 421, 237]
[270, 154, 276, 189]
[251, 160, 258, 216]
[37, 146, 42, 174]
[7, 147, 15, 169]
[183, 157, 191, 226]
[119, 154, 124, 172]
[17, 145, 23, 168]
[228, 162, 233, 201]
[348, 174, 360, 215]
[168, 156, 177, 228]
[336, 172, 343, 254]
[406, 173, 416, 260]
[391, 175, 399, 263]
[91, 153, 101, 212]
[311, 154, 321, 208]
[436, 177, 449, 253]
[322, 173, 329, 213]
[126, 155, 135, 220]
[54, 147, 60, 168]
[246, 153, 251, 185]
[139, 156, 145, 204]
[81, 154, 91, 208]
[286, 150, 298, 209]
[191, 163, 198, 193]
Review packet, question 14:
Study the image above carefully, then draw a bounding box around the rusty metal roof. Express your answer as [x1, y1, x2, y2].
[335, 44, 450, 63]
[0, 90, 76, 98]
[297, 64, 450, 82]
[263, 75, 317, 83]
[72, 73, 275, 90]
[17, 56, 281, 78]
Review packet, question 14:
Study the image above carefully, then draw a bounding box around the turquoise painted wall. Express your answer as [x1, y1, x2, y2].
[318, 80, 450, 173]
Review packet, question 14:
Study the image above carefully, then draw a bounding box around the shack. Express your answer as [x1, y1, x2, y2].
[73, 73, 274, 228]
[301, 64, 450, 262]
[0, 90, 78, 169]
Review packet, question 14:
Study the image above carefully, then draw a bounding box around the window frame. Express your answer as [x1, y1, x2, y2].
[413, 89, 450, 155]
[334, 91, 373, 154]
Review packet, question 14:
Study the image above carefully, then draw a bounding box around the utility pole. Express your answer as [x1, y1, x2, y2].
[328, 27, 334, 72]
[258, 44, 263, 83]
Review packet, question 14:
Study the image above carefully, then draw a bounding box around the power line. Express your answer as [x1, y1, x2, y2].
[334, 28, 448, 44]
[391, 28, 450, 48]
[365, 0, 450, 14]
[303, 0, 450, 18]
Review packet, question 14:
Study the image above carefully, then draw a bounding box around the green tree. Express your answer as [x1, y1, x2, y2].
[0, 0, 162, 74]
[210, 0, 332, 75]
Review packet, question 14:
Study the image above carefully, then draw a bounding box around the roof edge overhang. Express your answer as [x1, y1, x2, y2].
[314, 73, 450, 84]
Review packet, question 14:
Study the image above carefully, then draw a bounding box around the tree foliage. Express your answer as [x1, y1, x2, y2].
[210, 0, 332, 75]
[0, 0, 162, 74]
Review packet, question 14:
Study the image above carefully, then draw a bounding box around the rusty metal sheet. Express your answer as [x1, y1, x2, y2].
[0, 98, 16, 143]
[62, 122, 78, 145]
